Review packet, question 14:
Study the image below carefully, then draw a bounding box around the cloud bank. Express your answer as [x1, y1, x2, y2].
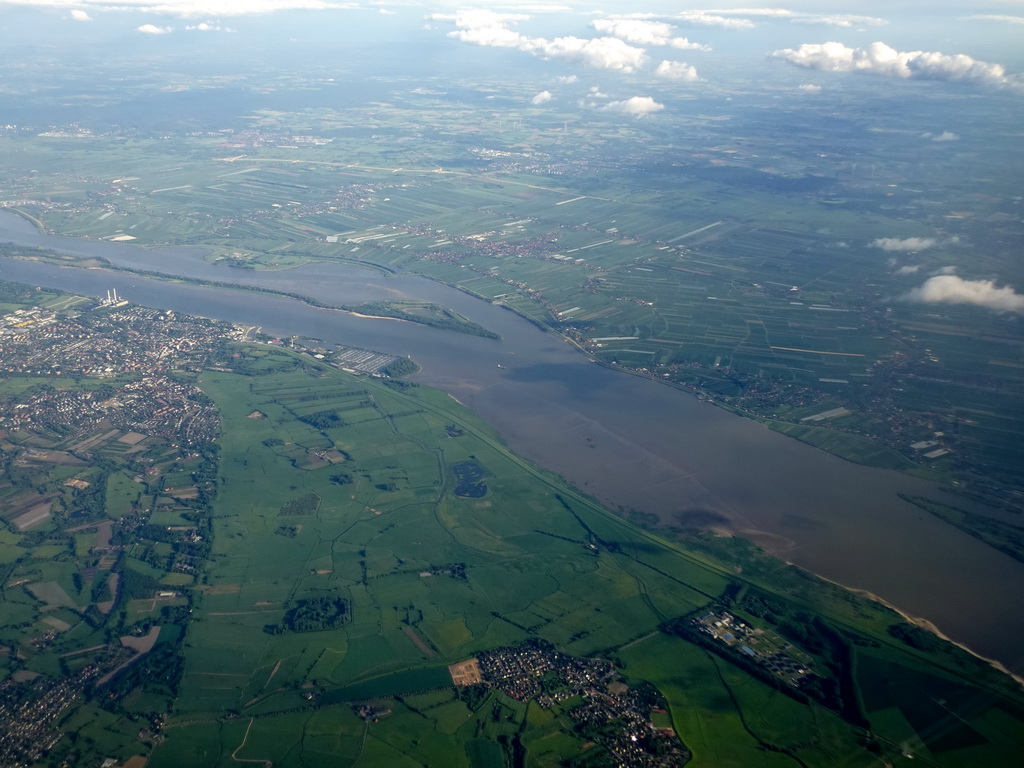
[434, 11, 649, 72]
[873, 237, 937, 252]
[967, 15, 1024, 25]
[772, 41, 1023, 91]
[137, 23, 172, 34]
[18, 1, 361, 19]
[904, 275, 1024, 313]
[675, 11, 755, 30]
[617, 9, 886, 30]
[790, 15, 887, 28]
[431, 9, 529, 29]
[591, 19, 709, 51]
[654, 60, 699, 82]
[600, 96, 664, 118]
[186, 21, 232, 32]
[531, 36, 648, 72]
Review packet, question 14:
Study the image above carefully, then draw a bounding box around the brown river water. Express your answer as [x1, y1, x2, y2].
[2, 211, 1022, 673]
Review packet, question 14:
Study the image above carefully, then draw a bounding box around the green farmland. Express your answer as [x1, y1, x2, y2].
[130, 345, 1024, 768]
[1, 277, 1023, 766]
[0, 46, 1022, 767]
[4, 114, 1022, 500]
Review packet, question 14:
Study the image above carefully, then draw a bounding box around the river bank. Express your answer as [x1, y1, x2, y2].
[1, 215, 1023, 672]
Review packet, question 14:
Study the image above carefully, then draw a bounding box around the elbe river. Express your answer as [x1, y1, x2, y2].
[2, 211, 1022, 673]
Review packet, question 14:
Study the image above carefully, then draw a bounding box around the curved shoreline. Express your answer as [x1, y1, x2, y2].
[2, 230, 1023, 673]
[6, 250, 499, 339]
[809, 568, 1024, 688]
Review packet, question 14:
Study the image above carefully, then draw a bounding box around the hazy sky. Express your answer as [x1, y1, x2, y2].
[2, 1, 1022, 48]
[1, 2, 1021, 99]
[0, 3, 1020, 307]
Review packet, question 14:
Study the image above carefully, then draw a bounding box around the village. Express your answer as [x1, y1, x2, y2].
[453, 641, 689, 768]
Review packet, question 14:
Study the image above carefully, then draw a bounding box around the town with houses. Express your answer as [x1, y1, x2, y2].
[0, 286, 692, 768]
[450, 641, 689, 768]
[0, 289, 237, 767]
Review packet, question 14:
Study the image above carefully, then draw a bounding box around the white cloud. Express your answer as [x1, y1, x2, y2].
[8, 2, 361, 20]
[529, 36, 648, 72]
[798, 83, 822, 92]
[715, 8, 792, 17]
[70, 9, 91, 21]
[929, 131, 959, 142]
[531, 90, 553, 104]
[436, 12, 649, 72]
[557, 75, 578, 84]
[771, 41, 1023, 92]
[439, 10, 529, 48]
[186, 21, 232, 31]
[459, 32, 644, 71]
[654, 60, 699, 82]
[449, 24, 527, 49]
[618, 8, 885, 30]
[872, 237, 938, 251]
[378, 8, 395, 14]
[592, 18, 667, 44]
[502, 4, 571, 11]
[591, 19, 709, 51]
[600, 96, 664, 118]
[675, 12, 755, 30]
[669, 37, 709, 52]
[904, 275, 1024, 313]
[895, 265, 921, 274]
[791, 15, 887, 28]
[137, 23, 172, 34]
[431, 9, 530, 27]
[966, 15, 1024, 25]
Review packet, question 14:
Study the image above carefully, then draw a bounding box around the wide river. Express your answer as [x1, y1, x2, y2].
[2, 211, 1022, 673]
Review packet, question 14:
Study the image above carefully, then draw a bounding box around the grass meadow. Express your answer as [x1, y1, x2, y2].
[143, 352, 1024, 767]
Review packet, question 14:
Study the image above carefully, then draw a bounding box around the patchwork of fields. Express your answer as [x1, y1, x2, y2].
[4, 117, 1021, 495]
[0, 75, 1022, 766]
[142, 349, 1024, 768]
[0, 282, 1021, 766]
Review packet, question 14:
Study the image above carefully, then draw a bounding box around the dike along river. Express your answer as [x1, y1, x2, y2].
[2, 211, 1023, 673]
